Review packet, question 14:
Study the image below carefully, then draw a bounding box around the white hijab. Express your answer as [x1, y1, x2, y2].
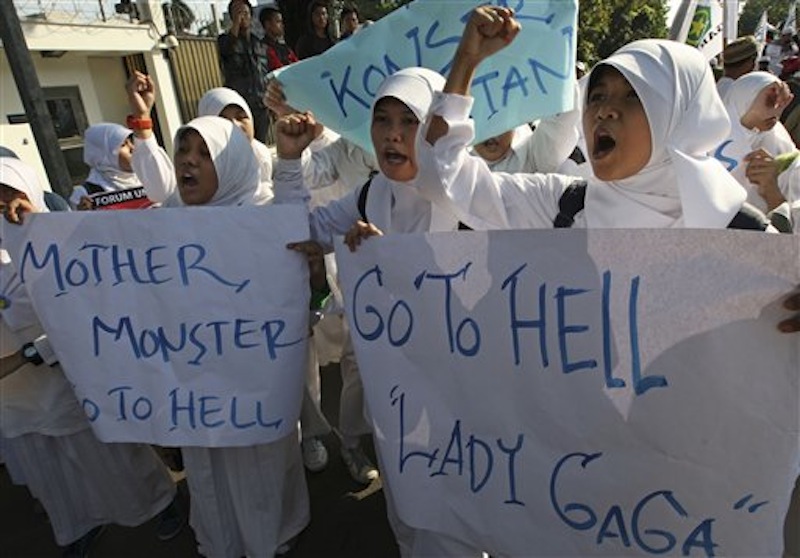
[0, 157, 48, 214]
[165, 116, 262, 208]
[363, 67, 459, 233]
[584, 40, 746, 228]
[0, 157, 48, 330]
[721, 72, 797, 185]
[82, 123, 141, 191]
[198, 87, 274, 205]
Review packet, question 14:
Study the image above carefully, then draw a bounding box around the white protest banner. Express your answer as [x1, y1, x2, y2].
[274, 0, 577, 152]
[335, 229, 799, 556]
[3, 205, 310, 447]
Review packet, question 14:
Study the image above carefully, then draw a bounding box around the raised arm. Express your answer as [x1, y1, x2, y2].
[414, 6, 564, 231]
[425, 6, 519, 146]
[126, 71, 176, 204]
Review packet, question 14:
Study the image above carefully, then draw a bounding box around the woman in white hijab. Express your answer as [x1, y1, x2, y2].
[127, 71, 273, 205]
[716, 71, 798, 225]
[274, 66, 487, 558]
[416, 8, 752, 232]
[197, 87, 274, 199]
[276, 66, 459, 248]
[163, 115, 311, 558]
[70, 122, 142, 209]
[164, 115, 262, 207]
[0, 156, 179, 556]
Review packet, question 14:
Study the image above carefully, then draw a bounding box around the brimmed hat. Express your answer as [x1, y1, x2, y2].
[723, 35, 759, 65]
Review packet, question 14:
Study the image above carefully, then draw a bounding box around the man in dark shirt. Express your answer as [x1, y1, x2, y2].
[217, 0, 269, 142]
[258, 5, 299, 71]
[295, 0, 336, 59]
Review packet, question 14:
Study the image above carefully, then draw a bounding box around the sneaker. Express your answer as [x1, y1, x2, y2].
[155, 498, 186, 541]
[275, 533, 300, 556]
[62, 525, 106, 558]
[301, 437, 329, 472]
[340, 444, 379, 485]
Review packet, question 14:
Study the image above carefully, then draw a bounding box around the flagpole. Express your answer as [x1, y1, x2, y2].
[722, 0, 728, 47]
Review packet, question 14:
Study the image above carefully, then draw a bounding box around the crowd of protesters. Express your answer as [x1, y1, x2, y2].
[1, 2, 799, 557]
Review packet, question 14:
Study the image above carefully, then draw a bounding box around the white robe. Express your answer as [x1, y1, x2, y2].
[0, 157, 175, 547]
[167, 117, 309, 558]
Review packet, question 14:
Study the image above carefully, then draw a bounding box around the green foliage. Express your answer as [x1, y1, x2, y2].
[739, 0, 796, 36]
[577, 0, 669, 66]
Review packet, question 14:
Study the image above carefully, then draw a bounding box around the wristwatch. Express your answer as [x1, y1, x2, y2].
[21, 342, 44, 366]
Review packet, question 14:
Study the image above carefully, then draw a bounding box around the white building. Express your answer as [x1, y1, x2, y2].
[0, 1, 214, 193]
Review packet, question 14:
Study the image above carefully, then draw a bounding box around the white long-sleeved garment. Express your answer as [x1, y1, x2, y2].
[164, 117, 309, 558]
[0, 157, 175, 547]
[132, 134, 274, 205]
[416, 40, 750, 232]
[471, 110, 580, 175]
[719, 71, 799, 214]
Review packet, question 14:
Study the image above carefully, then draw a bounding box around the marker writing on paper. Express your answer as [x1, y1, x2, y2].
[18, 241, 250, 297]
[549, 452, 719, 555]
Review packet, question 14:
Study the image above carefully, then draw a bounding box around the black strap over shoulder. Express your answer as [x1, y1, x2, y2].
[727, 202, 770, 231]
[568, 146, 586, 165]
[356, 172, 377, 222]
[553, 183, 771, 232]
[357, 171, 474, 231]
[553, 180, 587, 228]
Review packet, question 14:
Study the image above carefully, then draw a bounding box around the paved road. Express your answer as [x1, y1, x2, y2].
[1, 363, 401, 557]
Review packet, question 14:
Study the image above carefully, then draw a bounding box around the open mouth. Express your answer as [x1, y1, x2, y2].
[382, 149, 408, 165]
[179, 173, 198, 188]
[592, 130, 616, 160]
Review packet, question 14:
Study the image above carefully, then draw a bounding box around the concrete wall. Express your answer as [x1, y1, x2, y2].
[1, 1, 183, 187]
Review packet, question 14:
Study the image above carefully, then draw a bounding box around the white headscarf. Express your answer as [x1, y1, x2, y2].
[0, 157, 48, 214]
[0, 157, 47, 330]
[197, 87, 274, 205]
[198, 87, 254, 121]
[584, 39, 746, 228]
[721, 72, 797, 183]
[364, 67, 459, 233]
[82, 123, 141, 191]
[165, 116, 262, 207]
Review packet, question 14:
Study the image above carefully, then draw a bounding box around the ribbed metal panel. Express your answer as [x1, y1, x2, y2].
[166, 36, 223, 122]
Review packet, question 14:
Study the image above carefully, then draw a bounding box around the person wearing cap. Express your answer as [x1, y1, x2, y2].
[717, 35, 760, 98]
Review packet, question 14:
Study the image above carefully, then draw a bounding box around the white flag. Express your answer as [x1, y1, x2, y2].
[685, 0, 724, 60]
[669, 0, 697, 42]
[754, 9, 769, 47]
[784, 0, 797, 34]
